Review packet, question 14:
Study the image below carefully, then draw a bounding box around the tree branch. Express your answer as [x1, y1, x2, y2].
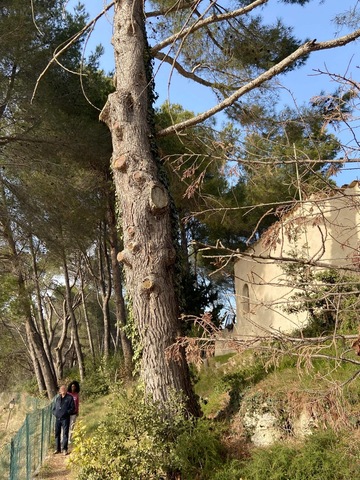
[146, 0, 200, 18]
[154, 51, 216, 88]
[157, 32, 360, 137]
[151, 0, 268, 54]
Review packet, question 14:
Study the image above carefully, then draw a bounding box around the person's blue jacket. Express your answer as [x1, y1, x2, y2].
[52, 392, 75, 420]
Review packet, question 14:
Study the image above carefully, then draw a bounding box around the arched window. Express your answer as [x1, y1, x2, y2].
[242, 283, 250, 314]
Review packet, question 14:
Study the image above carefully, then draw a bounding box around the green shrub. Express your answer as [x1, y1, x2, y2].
[70, 388, 191, 479]
[70, 386, 234, 480]
[80, 355, 126, 400]
[240, 430, 359, 480]
[210, 460, 244, 480]
[174, 420, 226, 479]
[290, 431, 357, 480]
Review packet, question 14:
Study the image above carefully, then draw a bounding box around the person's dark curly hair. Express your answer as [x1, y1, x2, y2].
[67, 380, 80, 393]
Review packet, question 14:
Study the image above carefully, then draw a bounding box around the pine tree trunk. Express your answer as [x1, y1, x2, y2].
[62, 256, 85, 381]
[53, 301, 70, 381]
[30, 236, 56, 379]
[106, 193, 133, 375]
[97, 223, 112, 358]
[28, 337, 46, 394]
[79, 263, 96, 362]
[100, 0, 200, 415]
[24, 315, 57, 398]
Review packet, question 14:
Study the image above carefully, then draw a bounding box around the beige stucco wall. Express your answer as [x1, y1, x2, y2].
[233, 182, 360, 338]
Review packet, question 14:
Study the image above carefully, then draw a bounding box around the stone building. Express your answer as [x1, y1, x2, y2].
[232, 181, 360, 339]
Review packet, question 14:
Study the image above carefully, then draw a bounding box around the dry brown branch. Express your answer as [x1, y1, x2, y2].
[166, 313, 219, 367]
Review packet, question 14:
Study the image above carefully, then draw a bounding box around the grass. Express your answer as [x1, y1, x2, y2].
[76, 392, 114, 436]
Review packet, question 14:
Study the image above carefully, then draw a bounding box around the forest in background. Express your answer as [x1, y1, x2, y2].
[2, 1, 360, 477]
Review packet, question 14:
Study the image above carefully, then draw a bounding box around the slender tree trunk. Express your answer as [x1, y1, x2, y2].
[62, 256, 85, 381]
[28, 339, 46, 394]
[29, 235, 56, 379]
[106, 192, 133, 374]
[100, 0, 200, 415]
[23, 300, 57, 398]
[79, 262, 96, 363]
[53, 301, 70, 381]
[98, 223, 112, 358]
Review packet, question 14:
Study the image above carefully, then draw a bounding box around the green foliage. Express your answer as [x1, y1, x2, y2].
[233, 104, 341, 240]
[223, 16, 307, 72]
[217, 360, 270, 415]
[72, 391, 181, 480]
[242, 443, 297, 480]
[174, 420, 226, 479]
[180, 271, 224, 329]
[70, 385, 232, 480]
[284, 265, 360, 336]
[195, 354, 270, 418]
[70, 388, 191, 479]
[80, 356, 126, 400]
[240, 430, 359, 480]
[122, 295, 142, 375]
[210, 460, 244, 480]
[70, 349, 360, 480]
[0, 0, 117, 391]
[150, 0, 309, 97]
[156, 102, 229, 313]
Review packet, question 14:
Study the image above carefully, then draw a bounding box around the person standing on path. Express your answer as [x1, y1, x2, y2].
[67, 380, 80, 444]
[52, 384, 75, 456]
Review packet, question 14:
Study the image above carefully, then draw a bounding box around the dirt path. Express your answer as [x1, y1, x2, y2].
[36, 451, 74, 480]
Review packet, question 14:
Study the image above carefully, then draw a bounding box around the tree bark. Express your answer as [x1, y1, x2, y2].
[29, 235, 56, 379]
[24, 313, 57, 398]
[62, 255, 85, 381]
[106, 192, 133, 375]
[100, 0, 200, 415]
[53, 299, 70, 381]
[97, 222, 112, 358]
[27, 336, 46, 394]
[79, 261, 96, 363]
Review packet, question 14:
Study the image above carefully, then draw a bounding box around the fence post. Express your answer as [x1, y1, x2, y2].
[25, 415, 30, 480]
[9, 438, 15, 480]
[40, 408, 45, 463]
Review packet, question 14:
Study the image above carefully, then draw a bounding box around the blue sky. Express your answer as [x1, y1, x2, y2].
[67, 0, 360, 186]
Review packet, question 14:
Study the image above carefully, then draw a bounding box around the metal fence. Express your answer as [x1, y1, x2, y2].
[0, 399, 54, 480]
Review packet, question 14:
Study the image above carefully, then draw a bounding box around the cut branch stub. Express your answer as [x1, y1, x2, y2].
[142, 275, 156, 291]
[113, 154, 127, 171]
[117, 249, 132, 267]
[149, 184, 169, 213]
[133, 170, 146, 184]
[99, 99, 111, 125]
